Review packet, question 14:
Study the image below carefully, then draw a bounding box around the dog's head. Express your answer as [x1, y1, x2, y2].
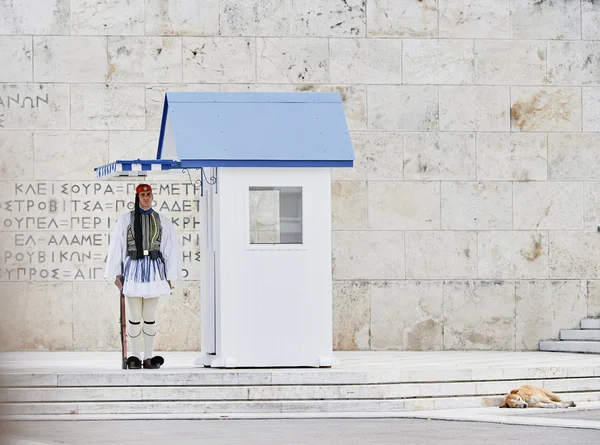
[500, 389, 528, 408]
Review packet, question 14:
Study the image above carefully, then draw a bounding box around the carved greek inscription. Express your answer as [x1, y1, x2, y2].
[0, 181, 201, 281]
[0, 93, 51, 128]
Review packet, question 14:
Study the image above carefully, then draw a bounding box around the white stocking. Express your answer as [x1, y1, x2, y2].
[126, 297, 143, 359]
[142, 297, 160, 360]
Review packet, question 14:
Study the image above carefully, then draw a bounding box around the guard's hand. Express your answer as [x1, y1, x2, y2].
[115, 276, 123, 291]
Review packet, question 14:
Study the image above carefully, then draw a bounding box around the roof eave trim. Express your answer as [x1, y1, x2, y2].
[179, 159, 353, 168]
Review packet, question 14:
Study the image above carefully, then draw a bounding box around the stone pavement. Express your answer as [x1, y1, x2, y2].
[3, 416, 600, 445]
[393, 401, 600, 430]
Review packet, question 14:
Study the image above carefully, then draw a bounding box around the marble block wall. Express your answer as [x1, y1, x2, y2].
[1, 0, 600, 352]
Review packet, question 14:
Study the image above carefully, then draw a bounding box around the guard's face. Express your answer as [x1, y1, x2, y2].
[138, 191, 153, 210]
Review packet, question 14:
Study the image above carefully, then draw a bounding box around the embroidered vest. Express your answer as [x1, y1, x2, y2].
[126, 211, 162, 253]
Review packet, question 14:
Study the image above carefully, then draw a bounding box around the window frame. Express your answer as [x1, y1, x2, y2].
[245, 185, 307, 251]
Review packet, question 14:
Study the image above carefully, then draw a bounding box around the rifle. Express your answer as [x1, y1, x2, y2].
[118, 263, 127, 370]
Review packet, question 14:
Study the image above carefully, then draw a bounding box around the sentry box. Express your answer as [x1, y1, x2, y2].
[95, 92, 354, 368]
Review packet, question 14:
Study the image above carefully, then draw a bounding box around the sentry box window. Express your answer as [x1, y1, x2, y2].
[249, 187, 302, 244]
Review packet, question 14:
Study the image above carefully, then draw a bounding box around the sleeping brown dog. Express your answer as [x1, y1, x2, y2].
[500, 384, 576, 409]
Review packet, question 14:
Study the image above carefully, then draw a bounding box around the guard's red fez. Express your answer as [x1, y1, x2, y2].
[136, 184, 152, 194]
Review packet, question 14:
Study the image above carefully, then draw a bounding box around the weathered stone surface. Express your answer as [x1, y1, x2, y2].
[294, 0, 366, 36]
[0, 283, 74, 350]
[404, 132, 475, 180]
[439, 0, 509, 38]
[514, 182, 583, 230]
[368, 182, 440, 230]
[257, 38, 329, 83]
[549, 134, 600, 180]
[443, 281, 515, 350]
[35, 36, 108, 83]
[441, 182, 512, 230]
[145, 84, 220, 129]
[0, 0, 69, 34]
[72, 281, 119, 350]
[108, 37, 182, 83]
[587, 280, 600, 317]
[546, 280, 588, 337]
[550, 232, 600, 279]
[440, 86, 509, 131]
[108, 131, 158, 160]
[371, 281, 443, 351]
[71, 0, 144, 35]
[478, 231, 549, 279]
[406, 232, 477, 279]
[331, 181, 368, 231]
[475, 40, 546, 85]
[547, 41, 600, 85]
[403, 39, 474, 84]
[510, 87, 582, 132]
[183, 38, 255, 83]
[583, 87, 600, 132]
[477, 133, 547, 181]
[71, 84, 145, 130]
[510, 0, 581, 39]
[516, 280, 587, 349]
[220, 0, 293, 36]
[332, 281, 370, 350]
[583, 0, 600, 40]
[294, 85, 367, 131]
[145, 0, 219, 35]
[0, 84, 69, 130]
[584, 182, 600, 231]
[222, 84, 294, 93]
[330, 39, 402, 84]
[368, 86, 438, 131]
[367, 0, 438, 38]
[0, 132, 33, 180]
[331, 132, 403, 181]
[34, 131, 108, 181]
[0, 36, 32, 82]
[155, 282, 201, 351]
[332, 231, 405, 280]
[515, 281, 552, 350]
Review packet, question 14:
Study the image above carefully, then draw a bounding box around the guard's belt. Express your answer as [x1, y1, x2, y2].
[127, 250, 162, 260]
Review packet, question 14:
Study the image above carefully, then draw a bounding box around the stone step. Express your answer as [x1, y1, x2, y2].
[4, 378, 600, 403]
[560, 329, 600, 341]
[3, 365, 599, 388]
[582, 318, 600, 329]
[539, 340, 600, 354]
[2, 391, 600, 418]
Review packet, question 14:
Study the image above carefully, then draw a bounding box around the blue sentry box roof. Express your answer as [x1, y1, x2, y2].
[157, 92, 354, 168]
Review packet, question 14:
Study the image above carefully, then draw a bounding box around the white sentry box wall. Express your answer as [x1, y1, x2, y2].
[198, 167, 333, 368]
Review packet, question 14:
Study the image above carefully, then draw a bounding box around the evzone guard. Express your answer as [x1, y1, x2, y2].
[106, 184, 182, 369]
